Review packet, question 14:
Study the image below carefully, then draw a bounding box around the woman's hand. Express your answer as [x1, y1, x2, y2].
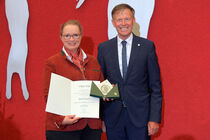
[61, 115, 81, 125]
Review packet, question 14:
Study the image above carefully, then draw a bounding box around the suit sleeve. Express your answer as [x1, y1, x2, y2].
[97, 44, 107, 79]
[147, 43, 163, 123]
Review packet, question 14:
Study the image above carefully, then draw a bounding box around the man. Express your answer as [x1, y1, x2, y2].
[97, 4, 162, 140]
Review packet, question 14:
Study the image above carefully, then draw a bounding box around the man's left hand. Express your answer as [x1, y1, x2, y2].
[148, 121, 160, 136]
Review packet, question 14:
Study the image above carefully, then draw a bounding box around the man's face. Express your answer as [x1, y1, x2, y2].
[60, 24, 81, 52]
[112, 9, 135, 40]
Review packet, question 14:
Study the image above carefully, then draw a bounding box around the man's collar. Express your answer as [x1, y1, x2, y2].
[117, 33, 133, 45]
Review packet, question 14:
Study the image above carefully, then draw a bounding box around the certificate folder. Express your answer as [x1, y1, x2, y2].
[90, 81, 120, 99]
[45, 73, 100, 118]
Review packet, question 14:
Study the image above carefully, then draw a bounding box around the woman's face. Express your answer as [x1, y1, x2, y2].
[60, 24, 82, 53]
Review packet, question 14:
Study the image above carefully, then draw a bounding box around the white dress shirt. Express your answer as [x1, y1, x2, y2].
[117, 34, 133, 77]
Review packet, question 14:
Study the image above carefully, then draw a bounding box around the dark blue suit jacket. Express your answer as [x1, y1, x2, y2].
[97, 34, 162, 128]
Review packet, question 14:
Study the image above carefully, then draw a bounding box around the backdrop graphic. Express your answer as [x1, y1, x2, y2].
[5, 0, 29, 101]
[0, 0, 210, 140]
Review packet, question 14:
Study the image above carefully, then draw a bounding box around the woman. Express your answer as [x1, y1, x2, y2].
[43, 20, 103, 140]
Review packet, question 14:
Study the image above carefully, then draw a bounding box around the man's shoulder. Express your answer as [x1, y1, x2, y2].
[134, 35, 153, 43]
[98, 37, 117, 48]
[133, 35, 155, 50]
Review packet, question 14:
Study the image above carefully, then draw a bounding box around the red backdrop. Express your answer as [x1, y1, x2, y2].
[0, 0, 210, 140]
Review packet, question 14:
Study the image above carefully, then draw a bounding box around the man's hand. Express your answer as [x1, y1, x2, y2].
[103, 98, 114, 101]
[148, 121, 160, 136]
[102, 84, 115, 101]
[61, 115, 81, 125]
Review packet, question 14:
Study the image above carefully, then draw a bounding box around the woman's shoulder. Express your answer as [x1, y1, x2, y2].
[86, 54, 97, 62]
[45, 51, 66, 64]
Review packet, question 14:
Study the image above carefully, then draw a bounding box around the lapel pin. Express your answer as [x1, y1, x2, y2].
[138, 43, 141, 47]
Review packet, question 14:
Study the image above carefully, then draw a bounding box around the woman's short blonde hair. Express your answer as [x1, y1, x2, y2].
[60, 20, 83, 36]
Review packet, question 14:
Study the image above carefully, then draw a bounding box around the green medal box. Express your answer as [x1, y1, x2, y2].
[90, 81, 120, 99]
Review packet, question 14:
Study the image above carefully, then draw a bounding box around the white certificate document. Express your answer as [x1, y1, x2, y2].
[45, 73, 100, 118]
